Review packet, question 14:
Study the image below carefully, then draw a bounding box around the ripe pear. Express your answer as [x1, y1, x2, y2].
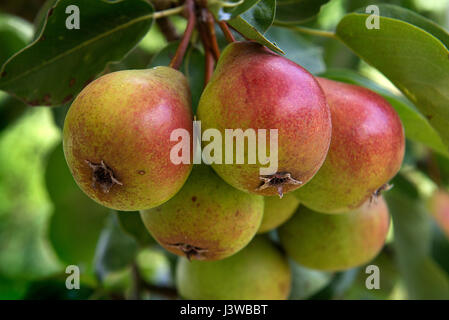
[140, 165, 263, 261]
[63, 67, 193, 211]
[295, 78, 405, 213]
[278, 197, 390, 271]
[258, 193, 300, 233]
[196, 41, 331, 197]
[428, 190, 449, 238]
[176, 236, 291, 300]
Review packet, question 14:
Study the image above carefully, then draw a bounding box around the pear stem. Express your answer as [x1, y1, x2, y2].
[156, 17, 179, 41]
[273, 21, 336, 39]
[218, 21, 236, 43]
[169, 0, 196, 70]
[206, 11, 221, 61]
[197, 10, 216, 85]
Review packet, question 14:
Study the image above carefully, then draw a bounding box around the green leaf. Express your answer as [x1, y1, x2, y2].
[275, 0, 330, 24]
[150, 42, 205, 111]
[46, 143, 109, 271]
[265, 26, 325, 74]
[229, 0, 283, 54]
[385, 174, 449, 299]
[117, 211, 155, 247]
[239, 0, 275, 33]
[0, 13, 33, 66]
[0, 0, 154, 106]
[211, 0, 261, 21]
[336, 4, 449, 154]
[320, 69, 449, 157]
[94, 213, 138, 281]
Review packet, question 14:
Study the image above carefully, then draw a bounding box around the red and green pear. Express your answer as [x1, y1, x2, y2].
[295, 78, 405, 213]
[197, 41, 332, 197]
[278, 197, 390, 271]
[258, 193, 300, 233]
[140, 165, 264, 261]
[176, 236, 291, 300]
[63, 67, 193, 211]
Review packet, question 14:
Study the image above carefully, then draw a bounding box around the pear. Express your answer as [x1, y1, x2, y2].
[295, 78, 405, 213]
[140, 165, 263, 261]
[176, 236, 291, 300]
[258, 193, 300, 233]
[278, 197, 390, 271]
[63, 67, 193, 211]
[197, 41, 332, 197]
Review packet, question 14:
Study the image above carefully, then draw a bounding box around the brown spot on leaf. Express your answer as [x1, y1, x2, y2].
[192, 196, 197, 202]
[69, 78, 76, 87]
[138, 170, 146, 175]
[48, 8, 54, 17]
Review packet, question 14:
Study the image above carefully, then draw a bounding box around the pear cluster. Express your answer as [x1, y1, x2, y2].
[63, 41, 405, 300]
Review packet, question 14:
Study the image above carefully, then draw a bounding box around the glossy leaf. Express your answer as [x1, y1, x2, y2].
[239, 0, 275, 33]
[229, 0, 283, 54]
[211, 0, 261, 21]
[265, 26, 325, 74]
[0, 13, 33, 66]
[0, 0, 154, 106]
[320, 69, 449, 157]
[46, 143, 109, 270]
[275, 0, 330, 24]
[336, 4, 449, 153]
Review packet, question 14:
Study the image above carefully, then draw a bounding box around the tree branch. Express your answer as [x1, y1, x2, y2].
[218, 21, 236, 43]
[169, 0, 196, 69]
[156, 17, 180, 41]
[206, 11, 220, 61]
